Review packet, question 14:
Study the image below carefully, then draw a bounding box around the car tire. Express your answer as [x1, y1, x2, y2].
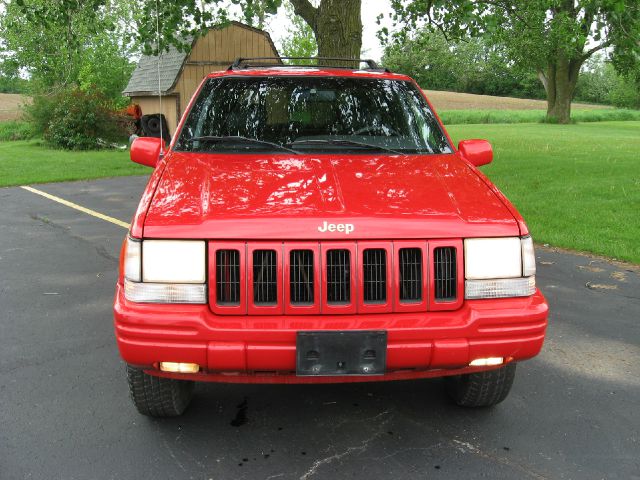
[126, 365, 194, 417]
[445, 363, 516, 407]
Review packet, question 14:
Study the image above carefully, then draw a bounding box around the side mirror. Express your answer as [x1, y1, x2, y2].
[130, 137, 166, 168]
[458, 139, 493, 167]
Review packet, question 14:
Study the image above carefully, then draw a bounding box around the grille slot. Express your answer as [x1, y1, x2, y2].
[399, 248, 422, 302]
[290, 250, 314, 305]
[434, 247, 457, 301]
[215, 249, 240, 305]
[253, 250, 277, 305]
[363, 249, 387, 303]
[326, 249, 351, 304]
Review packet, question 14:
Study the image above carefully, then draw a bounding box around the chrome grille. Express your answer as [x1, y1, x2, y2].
[434, 247, 457, 301]
[326, 249, 350, 304]
[290, 250, 314, 305]
[215, 249, 240, 305]
[363, 249, 387, 303]
[253, 250, 277, 304]
[399, 248, 422, 302]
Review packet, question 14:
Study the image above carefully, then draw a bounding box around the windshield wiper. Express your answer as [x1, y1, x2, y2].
[186, 136, 300, 155]
[289, 138, 401, 154]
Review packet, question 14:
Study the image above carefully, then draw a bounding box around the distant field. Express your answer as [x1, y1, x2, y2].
[425, 89, 610, 111]
[448, 121, 640, 264]
[0, 93, 28, 121]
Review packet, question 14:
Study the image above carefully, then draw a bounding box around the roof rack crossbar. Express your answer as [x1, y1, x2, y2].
[228, 57, 389, 72]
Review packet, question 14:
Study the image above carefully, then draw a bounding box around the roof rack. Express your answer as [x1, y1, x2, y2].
[229, 57, 390, 72]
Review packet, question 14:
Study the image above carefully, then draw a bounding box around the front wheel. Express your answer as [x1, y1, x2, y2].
[445, 363, 516, 407]
[126, 365, 194, 417]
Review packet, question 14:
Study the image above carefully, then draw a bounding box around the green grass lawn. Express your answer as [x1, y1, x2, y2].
[440, 108, 640, 125]
[448, 121, 640, 264]
[0, 139, 148, 187]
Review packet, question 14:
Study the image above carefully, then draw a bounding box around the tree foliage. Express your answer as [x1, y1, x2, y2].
[280, 2, 318, 62]
[0, 0, 136, 102]
[382, 31, 545, 99]
[0, 58, 30, 93]
[387, 0, 640, 123]
[1, 0, 138, 149]
[130, 0, 361, 62]
[576, 55, 640, 108]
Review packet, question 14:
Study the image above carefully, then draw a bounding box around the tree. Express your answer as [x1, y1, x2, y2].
[131, 0, 362, 64]
[388, 1, 640, 123]
[574, 54, 617, 104]
[5, 0, 365, 68]
[280, 2, 318, 62]
[0, 0, 136, 102]
[0, 57, 30, 93]
[0, 0, 102, 88]
[77, 38, 135, 108]
[382, 30, 545, 99]
[289, 0, 362, 61]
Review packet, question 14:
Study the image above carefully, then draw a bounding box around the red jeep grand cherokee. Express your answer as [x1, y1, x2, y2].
[114, 58, 548, 417]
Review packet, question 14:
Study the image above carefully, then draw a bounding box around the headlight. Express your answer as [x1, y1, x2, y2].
[124, 239, 207, 304]
[142, 240, 206, 283]
[464, 237, 522, 280]
[464, 236, 536, 299]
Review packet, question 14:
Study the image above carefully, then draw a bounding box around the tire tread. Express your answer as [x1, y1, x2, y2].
[446, 363, 516, 408]
[126, 365, 194, 417]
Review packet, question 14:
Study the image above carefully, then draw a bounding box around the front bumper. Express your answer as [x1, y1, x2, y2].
[113, 283, 548, 383]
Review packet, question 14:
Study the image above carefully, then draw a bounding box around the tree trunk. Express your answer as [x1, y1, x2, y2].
[539, 54, 582, 124]
[290, 0, 362, 67]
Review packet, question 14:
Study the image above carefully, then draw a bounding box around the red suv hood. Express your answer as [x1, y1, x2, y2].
[142, 151, 519, 239]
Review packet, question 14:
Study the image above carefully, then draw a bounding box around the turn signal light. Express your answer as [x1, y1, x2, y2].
[469, 357, 504, 367]
[159, 362, 200, 373]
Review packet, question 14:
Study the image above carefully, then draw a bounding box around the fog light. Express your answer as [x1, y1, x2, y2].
[160, 362, 200, 373]
[469, 357, 504, 367]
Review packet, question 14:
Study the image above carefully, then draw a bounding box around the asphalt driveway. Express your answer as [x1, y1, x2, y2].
[0, 176, 638, 480]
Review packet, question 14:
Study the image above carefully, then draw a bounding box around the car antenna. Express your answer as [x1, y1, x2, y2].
[155, 0, 164, 158]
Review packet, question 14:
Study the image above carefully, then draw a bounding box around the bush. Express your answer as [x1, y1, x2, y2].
[574, 59, 617, 105]
[573, 57, 640, 108]
[0, 121, 35, 141]
[28, 88, 126, 150]
[608, 75, 640, 109]
[27, 92, 57, 137]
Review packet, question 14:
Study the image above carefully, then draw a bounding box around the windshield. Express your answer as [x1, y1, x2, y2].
[175, 76, 452, 155]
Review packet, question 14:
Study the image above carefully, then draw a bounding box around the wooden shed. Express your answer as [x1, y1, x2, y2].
[123, 21, 280, 134]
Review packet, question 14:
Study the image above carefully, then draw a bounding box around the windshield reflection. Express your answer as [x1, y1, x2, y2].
[175, 77, 452, 155]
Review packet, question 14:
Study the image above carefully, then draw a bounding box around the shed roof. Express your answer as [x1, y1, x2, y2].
[123, 42, 190, 96]
[123, 21, 279, 97]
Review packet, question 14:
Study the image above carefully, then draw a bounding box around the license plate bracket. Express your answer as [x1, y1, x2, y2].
[296, 331, 387, 376]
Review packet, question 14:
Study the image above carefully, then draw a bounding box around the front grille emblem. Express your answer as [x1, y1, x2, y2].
[317, 221, 354, 234]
